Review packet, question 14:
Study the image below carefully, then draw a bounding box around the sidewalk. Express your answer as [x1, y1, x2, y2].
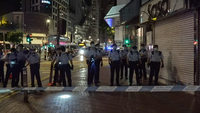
[0, 66, 200, 113]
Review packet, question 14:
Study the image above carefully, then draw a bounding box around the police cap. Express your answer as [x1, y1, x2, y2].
[132, 46, 137, 49]
[60, 46, 66, 52]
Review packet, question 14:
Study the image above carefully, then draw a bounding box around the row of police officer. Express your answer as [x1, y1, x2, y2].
[108, 44, 164, 86]
[0, 44, 42, 88]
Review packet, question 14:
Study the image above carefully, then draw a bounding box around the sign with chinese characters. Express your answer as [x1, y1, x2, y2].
[140, 0, 185, 24]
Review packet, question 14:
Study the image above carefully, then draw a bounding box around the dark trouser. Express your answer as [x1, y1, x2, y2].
[149, 62, 160, 85]
[60, 64, 72, 87]
[53, 65, 60, 85]
[3, 64, 18, 87]
[17, 61, 25, 86]
[0, 61, 4, 82]
[129, 61, 140, 85]
[95, 59, 101, 83]
[139, 60, 147, 79]
[110, 61, 120, 85]
[88, 62, 97, 85]
[121, 59, 128, 79]
[30, 63, 42, 87]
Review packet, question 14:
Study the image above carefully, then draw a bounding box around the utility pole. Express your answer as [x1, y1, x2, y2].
[57, 5, 60, 47]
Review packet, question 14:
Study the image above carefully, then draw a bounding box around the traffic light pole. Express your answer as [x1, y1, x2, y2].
[57, 5, 60, 47]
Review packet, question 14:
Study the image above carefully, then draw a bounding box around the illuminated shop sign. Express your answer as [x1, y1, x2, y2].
[42, 0, 51, 4]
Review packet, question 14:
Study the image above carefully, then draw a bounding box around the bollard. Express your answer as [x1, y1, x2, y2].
[23, 67, 28, 103]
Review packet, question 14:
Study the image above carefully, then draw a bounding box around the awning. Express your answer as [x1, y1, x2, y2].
[104, 4, 126, 27]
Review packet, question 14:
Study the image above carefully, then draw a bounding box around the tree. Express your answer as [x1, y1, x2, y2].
[7, 31, 23, 44]
[100, 19, 115, 41]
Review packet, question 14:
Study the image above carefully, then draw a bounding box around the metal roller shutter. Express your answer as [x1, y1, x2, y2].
[154, 10, 194, 85]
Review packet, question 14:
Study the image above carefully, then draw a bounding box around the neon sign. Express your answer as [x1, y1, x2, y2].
[42, 0, 51, 4]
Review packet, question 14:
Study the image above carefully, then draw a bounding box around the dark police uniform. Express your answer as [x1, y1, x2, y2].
[52, 52, 61, 86]
[27, 51, 42, 87]
[0, 51, 5, 83]
[3, 52, 18, 87]
[58, 52, 73, 87]
[108, 50, 121, 86]
[139, 48, 148, 80]
[17, 50, 26, 86]
[85, 48, 101, 86]
[148, 51, 164, 85]
[121, 49, 129, 79]
[127, 50, 141, 85]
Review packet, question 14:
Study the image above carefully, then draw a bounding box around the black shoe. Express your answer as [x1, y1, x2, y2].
[95, 84, 99, 87]
[117, 84, 120, 86]
[88, 84, 91, 87]
[110, 84, 113, 86]
[155, 83, 159, 85]
[148, 83, 152, 86]
[137, 83, 142, 86]
[68, 85, 72, 87]
[51, 84, 56, 86]
[144, 78, 147, 80]
[129, 83, 132, 86]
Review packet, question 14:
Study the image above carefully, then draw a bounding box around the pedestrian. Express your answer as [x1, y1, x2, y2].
[3, 48, 18, 87]
[127, 46, 141, 86]
[51, 47, 62, 86]
[16, 44, 26, 87]
[58, 46, 73, 87]
[121, 45, 129, 80]
[0, 48, 5, 83]
[147, 45, 164, 85]
[85, 41, 101, 86]
[44, 49, 47, 60]
[95, 43, 103, 84]
[25, 48, 42, 87]
[108, 44, 121, 86]
[139, 44, 148, 80]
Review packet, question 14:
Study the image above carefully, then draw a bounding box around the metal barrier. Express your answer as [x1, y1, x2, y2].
[22, 67, 28, 103]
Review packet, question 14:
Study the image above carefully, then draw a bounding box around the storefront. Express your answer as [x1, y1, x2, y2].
[140, 0, 195, 85]
[120, 0, 141, 48]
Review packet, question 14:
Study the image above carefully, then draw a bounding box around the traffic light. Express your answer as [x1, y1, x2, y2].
[26, 35, 30, 42]
[125, 38, 130, 45]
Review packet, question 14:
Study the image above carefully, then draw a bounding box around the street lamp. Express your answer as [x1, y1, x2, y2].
[46, 19, 50, 23]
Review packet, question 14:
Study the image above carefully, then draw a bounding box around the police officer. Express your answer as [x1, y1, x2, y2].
[16, 44, 26, 87]
[85, 41, 101, 86]
[95, 43, 103, 84]
[3, 48, 18, 87]
[0, 48, 5, 83]
[25, 48, 42, 87]
[58, 46, 73, 87]
[148, 45, 164, 85]
[121, 45, 129, 80]
[108, 44, 121, 86]
[127, 46, 141, 86]
[51, 47, 62, 86]
[139, 44, 148, 80]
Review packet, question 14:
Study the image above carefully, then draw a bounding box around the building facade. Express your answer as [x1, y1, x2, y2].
[140, 0, 199, 85]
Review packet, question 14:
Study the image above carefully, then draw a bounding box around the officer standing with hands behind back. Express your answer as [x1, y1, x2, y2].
[58, 46, 73, 87]
[95, 43, 103, 84]
[127, 46, 141, 86]
[121, 45, 129, 80]
[108, 44, 121, 86]
[148, 45, 164, 85]
[25, 48, 42, 87]
[139, 44, 148, 80]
